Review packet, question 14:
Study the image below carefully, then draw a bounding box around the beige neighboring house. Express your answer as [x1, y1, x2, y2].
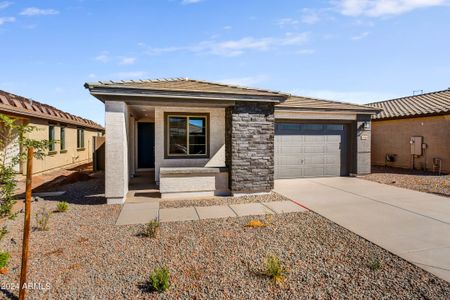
[0, 90, 104, 174]
[367, 88, 450, 173]
[85, 78, 380, 204]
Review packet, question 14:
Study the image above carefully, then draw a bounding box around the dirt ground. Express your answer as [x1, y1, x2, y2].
[361, 166, 450, 197]
[0, 166, 448, 299]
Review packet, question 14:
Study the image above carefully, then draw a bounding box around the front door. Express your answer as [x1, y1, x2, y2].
[137, 122, 155, 169]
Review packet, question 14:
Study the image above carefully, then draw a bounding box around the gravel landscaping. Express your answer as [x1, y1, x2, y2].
[159, 192, 290, 209]
[0, 181, 449, 299]
[362, 166, 450, 197]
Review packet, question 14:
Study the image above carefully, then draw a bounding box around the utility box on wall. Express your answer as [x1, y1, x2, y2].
[410, 136, 423, 156]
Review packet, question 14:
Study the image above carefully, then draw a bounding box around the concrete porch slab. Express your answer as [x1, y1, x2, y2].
[159, 207, 199, 222]
[116, 202, 159, 225]
[196, 205, 237, 219]
[262, 200, 307, 214]
[229, 202, 275, 217]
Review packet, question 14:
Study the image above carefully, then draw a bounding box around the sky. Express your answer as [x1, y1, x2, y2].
[1, 0, 450, 125]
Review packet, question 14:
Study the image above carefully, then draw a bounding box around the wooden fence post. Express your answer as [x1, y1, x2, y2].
[19, 147, 33, 300]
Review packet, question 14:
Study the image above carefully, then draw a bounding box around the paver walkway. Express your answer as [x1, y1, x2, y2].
[116, 200, 305, 225]
[274, 177, 450, 283]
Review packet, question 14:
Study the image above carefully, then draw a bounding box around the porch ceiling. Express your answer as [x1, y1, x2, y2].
[128, 105, 155, 119]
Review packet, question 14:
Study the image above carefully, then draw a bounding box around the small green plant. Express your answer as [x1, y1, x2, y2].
[35, 207, 52, 231]
[149, 267, 170, 292]
[0, 226, 8, 241]
[0, 251, 10, 269]
[265, 255, 286, 284]
[56, 201, 69, 213]
[368, 258, 381, 271]
[143, 219, 160, 238]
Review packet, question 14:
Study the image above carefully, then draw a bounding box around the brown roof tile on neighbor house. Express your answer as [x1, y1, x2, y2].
[0, 90, 104, 130]
[84, 77, 287, 97]
[367, 89, 450, 120]
[277, 95, 379, 112]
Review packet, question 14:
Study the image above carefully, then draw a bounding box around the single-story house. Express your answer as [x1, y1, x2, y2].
[0, 90, 104, 174]
[84, 78, 380, 204]
[367, 88, 450, 173]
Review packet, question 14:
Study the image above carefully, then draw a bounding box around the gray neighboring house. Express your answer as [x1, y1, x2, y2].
[85, 78, 379, 204]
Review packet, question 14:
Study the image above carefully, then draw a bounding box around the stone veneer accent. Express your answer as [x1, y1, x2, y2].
[225, 101, 275, 193]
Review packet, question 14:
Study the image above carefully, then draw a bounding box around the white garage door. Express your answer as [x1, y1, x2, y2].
[275, 123, 348, 179]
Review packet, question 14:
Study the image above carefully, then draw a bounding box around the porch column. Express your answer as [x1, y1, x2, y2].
[225, 101, 275, 195]
[105, 101, 129, 204]
[128, 115, 136, 178]
[356, 114, 372, 175]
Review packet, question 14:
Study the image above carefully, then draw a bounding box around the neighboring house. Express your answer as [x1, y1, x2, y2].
[0, 90, 104, 174]
[367, 88, 450, 173]
[85, 78, 379, 204]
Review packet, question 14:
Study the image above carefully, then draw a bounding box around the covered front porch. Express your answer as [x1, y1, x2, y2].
[85, 78, 286, 204]
[106, 100, 231, 204]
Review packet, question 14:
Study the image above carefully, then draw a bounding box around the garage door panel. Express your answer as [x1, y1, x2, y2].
[281, 136, 303, 145]
[277, 167, 303, 178]
[275, 122, 348, 179]
[304, 145, 325, 153]
[303, 166, 325, 177]
[304, 154, 325, 164]
[304, 135, 325, 142]
[326, 135, 341, 142]
[325, 155, 340, 164]
[277, 155, 304, 166]
[324, 165, 341, 176]
[326, 144, 341, 153]
[276, 146, 303, 155]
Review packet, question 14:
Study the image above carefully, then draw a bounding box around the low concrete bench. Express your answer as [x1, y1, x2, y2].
[159, 167, 230, 199]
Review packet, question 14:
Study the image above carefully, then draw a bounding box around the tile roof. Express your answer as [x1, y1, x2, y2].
[0, 90, 103, 130]
[85, 77, 287, 97]
[277, 95, 379, 112]
[367, 89, 450, 120]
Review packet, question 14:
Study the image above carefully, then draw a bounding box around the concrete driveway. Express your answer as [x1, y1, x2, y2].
[275, 177, 450, 282]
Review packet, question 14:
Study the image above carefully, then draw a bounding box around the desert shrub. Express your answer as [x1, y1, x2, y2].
[265, 255, 286, 284]
[35, 207, 52, 231]
[143, 219, 160, 238]
[149, 267, 170, 292]
[0, 252, 10, 269]
[0, 226, 8, 241]
[368, 258, 381, 271]
[56, 201, 68, 213]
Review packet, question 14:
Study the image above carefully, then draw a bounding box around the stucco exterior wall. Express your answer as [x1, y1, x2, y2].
[105, 101, 129, 204]
[371, 115, 450, 173]
[23, 118, 101, 174]
[154, 106, 226, 182]
[356, 114, 372, 175]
